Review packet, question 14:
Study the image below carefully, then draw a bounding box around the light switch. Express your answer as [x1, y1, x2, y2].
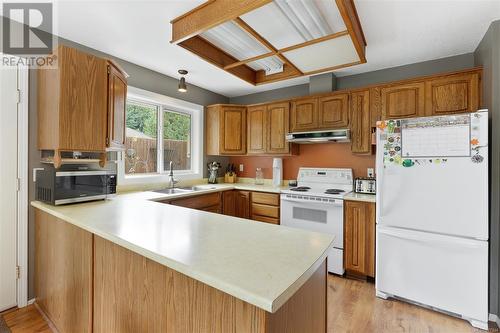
[239, 164, 244, 172]
[367, 168, 374, 178]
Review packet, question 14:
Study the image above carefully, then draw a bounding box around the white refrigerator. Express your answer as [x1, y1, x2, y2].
[375, 110, 489, 330]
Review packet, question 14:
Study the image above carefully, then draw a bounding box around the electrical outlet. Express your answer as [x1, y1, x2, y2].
[367, 168, 374, 178]
[239, 164, 244, 172]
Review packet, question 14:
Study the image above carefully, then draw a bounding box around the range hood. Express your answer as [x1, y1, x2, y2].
[286, 129, 350, 144]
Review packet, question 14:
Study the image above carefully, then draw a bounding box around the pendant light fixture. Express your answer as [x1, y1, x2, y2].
[178, 69, 188, 92]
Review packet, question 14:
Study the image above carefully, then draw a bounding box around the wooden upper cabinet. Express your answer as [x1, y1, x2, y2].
[318, 94, 349, 129]
[206, 104, 246, 155]
[425, 71, 480, 115]
[38, 45, 108, 152]
[290, 97, 318, 132]
[267, 102, 290, 154]
[106, 61, 127, 150]
[247, 105, 267, 154]
[350, 90, 371, 154]
[344, 201, 375, 277]
[380, 82, 425, 119]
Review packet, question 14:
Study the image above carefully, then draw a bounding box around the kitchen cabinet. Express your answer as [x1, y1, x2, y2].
[222, 190, 250, 219]
[106, 61, 127, 150]
[290, 97, 318, 132]
[37, 45, 128, 165]
[318, 93, 349, 129]
[251, 192, 280, 225]
[247, 105, 267, 154]
[380, 82, 426, 119]
[267, 102, 291, 154]
[344, 200, 375, 277]
[350, 90, 371, 154]
[169, 192, 222, 213]
[425, 71, 480, 115]
[206, 104, 247, 155]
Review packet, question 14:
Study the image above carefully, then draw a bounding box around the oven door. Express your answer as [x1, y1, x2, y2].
[55, 171, 110, 205]
[280, 195, 343, 249]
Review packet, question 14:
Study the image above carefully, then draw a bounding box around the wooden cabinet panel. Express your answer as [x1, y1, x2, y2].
[290, 97, 318, 132]
[251, 204, 279, 218]
[250, 192, 280, 224]
[318, 94, 349, 129]
[251, 192, 280, 206]
[252, 215, 279, 225]
[106, 61, 127, 150]
[223, 190, 250, 219]
[344, 201, 375, 277]
[35, 209, 92, 333]
[381, 82, 425, 119]
[206, 105, 246, 155]
[425, 72, 480, 115]
[247, 105, 267, 154]
[369, 87, 382, 127]
[222, 190, 236, 216]
[170, 192, 221, 211]
[350, 90, 371, 154]
[267, 102, 290, 154]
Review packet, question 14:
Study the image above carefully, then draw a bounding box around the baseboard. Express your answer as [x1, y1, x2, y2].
[489, 313, 500, 328]
[33, 302, 60, 333]
[27, 298, 35, 305]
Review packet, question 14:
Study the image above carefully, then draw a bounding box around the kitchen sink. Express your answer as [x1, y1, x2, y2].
[153, 188, 193, 195]
[179, 185, 217, 191]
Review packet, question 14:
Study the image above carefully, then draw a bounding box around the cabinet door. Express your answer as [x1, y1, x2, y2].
[380, 82, 425, 119]
[318, 94, 349, 129]
[222, 191, 236, 216]
[247, 105, 267, 154]
[344, 201, 367, 275]
[350, 90, 371, 154]
[369, 87, 382, 127]
[220, 106, 246, 155]
[267, 102, 290, 154]
[425, 72, 480, 115]
[290, 97, 318, 132]
[107, 63, 127, 150]
[234, 191, 250, 219]
[58, 46, 108, 151]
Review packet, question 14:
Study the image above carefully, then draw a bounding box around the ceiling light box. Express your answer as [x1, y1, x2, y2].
[171, 0, 366, 85]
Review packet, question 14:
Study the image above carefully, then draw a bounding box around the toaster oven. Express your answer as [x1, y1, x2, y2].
[354, 177, 376, 194]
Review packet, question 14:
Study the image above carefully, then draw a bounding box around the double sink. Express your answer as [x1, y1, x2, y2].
[153, 185, 217, 195]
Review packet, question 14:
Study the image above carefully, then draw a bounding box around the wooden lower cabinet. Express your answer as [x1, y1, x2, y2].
[344, 200, 375, 277]
[223, 190, 250, 219]
[34, 209, 93, 333]
[168, 192, 222, 213]
[251, 192, 280, 225]
[34, 208, 327, 333]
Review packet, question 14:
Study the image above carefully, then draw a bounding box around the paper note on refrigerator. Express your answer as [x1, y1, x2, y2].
[401, 115, 471, 157]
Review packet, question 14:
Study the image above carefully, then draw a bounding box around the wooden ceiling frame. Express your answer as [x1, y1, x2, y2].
[171, 0, 366, 85]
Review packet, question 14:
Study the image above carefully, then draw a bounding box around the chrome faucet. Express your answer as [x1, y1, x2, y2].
[168, 161, 178, 189]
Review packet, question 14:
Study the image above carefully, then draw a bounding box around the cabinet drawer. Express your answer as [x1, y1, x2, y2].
[251, 203, 279, 218]
[170, 192, 221, 210]
[202, 204, 221, 214]
[252, 215, 279, 225]
[251, 192, 279, 206]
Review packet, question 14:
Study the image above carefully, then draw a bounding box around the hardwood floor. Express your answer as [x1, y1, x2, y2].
[2, 275, 498, 333]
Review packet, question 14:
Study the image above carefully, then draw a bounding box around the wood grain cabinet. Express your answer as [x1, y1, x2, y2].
[290, 97, 318, 132]
[344, 200, 375, 277]
[251, 192, 280, 225]
[247, 105, 267, 154]
[380, 82, 426, 119]
[169, 192, 222, 213]
[318, 93, 349, 129]
[350, 90, 371, 154]
[425, 71, 480, 115]
[206, 104, 247, 155]
[223, 190, 250, 219]
[38, 45, 128, 158]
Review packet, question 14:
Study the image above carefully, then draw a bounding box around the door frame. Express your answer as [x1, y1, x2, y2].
[16, 61, 29, 307]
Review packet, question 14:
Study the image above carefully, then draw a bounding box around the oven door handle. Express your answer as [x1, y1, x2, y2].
[280, 197, 343, 206]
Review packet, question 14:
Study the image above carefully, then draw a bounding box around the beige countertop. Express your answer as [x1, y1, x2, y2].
[31, 188, 333, 314]
[343, 192, 377, 203]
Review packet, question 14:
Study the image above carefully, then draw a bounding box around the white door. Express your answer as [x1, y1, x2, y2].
[0, 58, 19, 311]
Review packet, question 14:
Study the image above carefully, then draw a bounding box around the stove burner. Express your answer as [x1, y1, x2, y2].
[290, 186, 311, 192]
[324, 189, 346, 195]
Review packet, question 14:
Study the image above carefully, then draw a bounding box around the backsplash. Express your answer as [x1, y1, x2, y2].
[229, 143, 375, 180]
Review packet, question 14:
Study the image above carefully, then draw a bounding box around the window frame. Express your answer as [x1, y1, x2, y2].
[117, 86, 204, 186]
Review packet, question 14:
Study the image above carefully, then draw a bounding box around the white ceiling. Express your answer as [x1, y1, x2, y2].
[41, 1, 500, 97]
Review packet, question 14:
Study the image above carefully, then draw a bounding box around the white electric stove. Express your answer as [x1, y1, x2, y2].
[280, 168, 353, 275]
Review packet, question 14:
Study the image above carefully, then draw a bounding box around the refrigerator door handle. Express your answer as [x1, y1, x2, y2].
[378, 227, 487, 249]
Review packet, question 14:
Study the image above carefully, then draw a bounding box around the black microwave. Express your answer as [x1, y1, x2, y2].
[35, 168, 116, 205]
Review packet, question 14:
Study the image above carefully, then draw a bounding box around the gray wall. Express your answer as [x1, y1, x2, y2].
[474, 20, 500, 317]
[27, 37, 229, 299]
[229, 53, 476, 104]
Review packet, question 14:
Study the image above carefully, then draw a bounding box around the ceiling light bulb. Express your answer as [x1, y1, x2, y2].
[178, 69, 188, 93]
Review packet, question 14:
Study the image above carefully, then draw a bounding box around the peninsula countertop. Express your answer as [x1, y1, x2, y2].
[31, 190, 333, 314]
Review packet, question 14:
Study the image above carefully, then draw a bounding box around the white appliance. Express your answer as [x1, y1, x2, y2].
[280, 168, 353, 274]
[375, 110, 489, 330]
[272, 158, 282, 188]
